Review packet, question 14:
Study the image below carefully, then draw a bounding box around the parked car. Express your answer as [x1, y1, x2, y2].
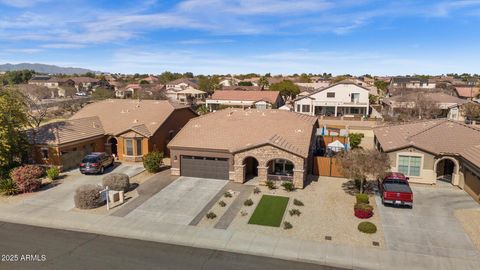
[378, 172, 413, 207]
[75, 92, 87, 96]
[79, 152, 114, 174]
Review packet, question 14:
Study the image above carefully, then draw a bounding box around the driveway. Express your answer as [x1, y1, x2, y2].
[376, 185, 480, 260]
[14, 163, 145, 211]
[125, 177, 228, 225]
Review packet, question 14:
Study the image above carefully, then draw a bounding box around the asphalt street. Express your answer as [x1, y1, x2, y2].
[0, 222, 344, 270]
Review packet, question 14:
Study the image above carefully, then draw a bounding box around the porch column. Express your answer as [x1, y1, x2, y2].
[334, 106, 338, 117]
[234, 164, 246, 183]
[293, 169, 305, 189]
[257, 166, 268, 186]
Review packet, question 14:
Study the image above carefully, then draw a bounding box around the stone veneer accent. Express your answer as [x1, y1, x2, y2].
[233, 145, 306, 188]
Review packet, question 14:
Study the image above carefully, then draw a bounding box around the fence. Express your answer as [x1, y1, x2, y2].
[313, 156, 344, 177]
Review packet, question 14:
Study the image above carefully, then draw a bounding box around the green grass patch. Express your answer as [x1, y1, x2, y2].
[248, 195, 289, 227]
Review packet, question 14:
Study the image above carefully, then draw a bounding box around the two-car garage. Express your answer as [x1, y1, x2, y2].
[180, 156, 230, 180]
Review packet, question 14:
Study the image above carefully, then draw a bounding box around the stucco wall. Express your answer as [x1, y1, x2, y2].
[387, 147, 436, 185]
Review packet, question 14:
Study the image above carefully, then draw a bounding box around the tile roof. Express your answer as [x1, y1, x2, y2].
[384, 92, 467, 105]
[210, 90, 280, 104]
[374, 120, 480, 167]
[455, 87, 480, 98]
[221, 86, 263, 91]
[168, 109, 318, 158]
[70, 99, 189, 137]
[30, 117, 104, 145]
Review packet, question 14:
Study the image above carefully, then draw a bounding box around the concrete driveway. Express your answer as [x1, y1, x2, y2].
[15, 163, 145, 211]
[376, 185, 480, 260]
[125, 177, 228, 225]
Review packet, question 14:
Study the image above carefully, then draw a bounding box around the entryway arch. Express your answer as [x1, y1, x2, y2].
[434, 156, 460, 185]
[243, 156, 259, 181]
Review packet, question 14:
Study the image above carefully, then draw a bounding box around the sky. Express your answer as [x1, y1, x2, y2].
[0, 0, 479, 75]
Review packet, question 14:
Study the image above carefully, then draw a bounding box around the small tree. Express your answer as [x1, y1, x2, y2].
[463, 102, 480, 120]
[269, 80, 300, 100]
[348, 133, 364, 149]
[258, 76, 269, 90]
[337, 149, 391, 193]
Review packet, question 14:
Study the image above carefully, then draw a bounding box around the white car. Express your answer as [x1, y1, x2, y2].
[75, 92, 87, 96]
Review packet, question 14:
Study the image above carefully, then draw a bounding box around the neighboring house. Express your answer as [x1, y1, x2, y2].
[374, 120, 480, 202]
[116, 83, 141, 98]
[295, 82, 330, 91]
[28, 75, 51, 86]
[294, 82, 370, 117]
[381, 92, 467, 117]
[206, 90, 284, 110]
[70, 77, 101, 92]
[27, 100, 199, 168]
[221, 85, 263, 91]
[165, 78, 206, 104]
[142, 75, 159, 83]
[28, 117, 107, 170]
[168, 109, 319, 188]
[219, 77, 240, 87]
[455, 86, 480, 100]
[390, 77, 436, 91]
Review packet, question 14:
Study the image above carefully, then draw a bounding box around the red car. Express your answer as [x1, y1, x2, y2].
[378, 172, 413, 207]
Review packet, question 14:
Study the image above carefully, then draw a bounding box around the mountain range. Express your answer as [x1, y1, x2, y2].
[0, 63, 102, 75]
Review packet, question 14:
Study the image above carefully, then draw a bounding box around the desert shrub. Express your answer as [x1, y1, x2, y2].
[244, 199, 254, 206]
[358, 222, 377, 234]
[356, 193, 370, 204]
[74, 184, 105, 209]
[102, 173, 130, 192]
[293, 199, 304, 206]
[0, 179, 18, 195]
[224, 191, 233, 198]
[240, 210, 248, 216]
[253, 187, 261, 194]
[46, 167, 60, 180]
[218, 200, 227, 207]
[10, 165, 44, 193]
[266, 180, 277, 190]
[206, 212, 217, 219]
[289, 209, 301, 216]
[281, 182, 295, 192]
[354, 203, 374, 219]
[143, 151, 163, 173]
[283, 221, 293, 230]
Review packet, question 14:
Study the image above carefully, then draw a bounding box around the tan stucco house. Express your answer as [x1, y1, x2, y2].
[374, 120, 480, 202]
[168, 109, 318, 188]
[31, 99, 197, 170]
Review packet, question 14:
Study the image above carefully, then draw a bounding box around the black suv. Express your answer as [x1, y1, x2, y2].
[79, 152, 114, 174]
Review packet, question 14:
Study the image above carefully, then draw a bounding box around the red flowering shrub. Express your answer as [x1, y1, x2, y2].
[354, 203, 374, 219]
[10, 165, 44, 193]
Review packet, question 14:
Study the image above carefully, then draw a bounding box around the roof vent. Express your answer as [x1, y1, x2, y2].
[295, 129, 303, 133]
[194, 124, 200, 128]
[133, 119, 138, 123]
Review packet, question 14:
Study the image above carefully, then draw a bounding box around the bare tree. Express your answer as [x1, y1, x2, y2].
[337, 149, 391, 193]
[16, 84, 52, 129]
[463, 102, 480, 120]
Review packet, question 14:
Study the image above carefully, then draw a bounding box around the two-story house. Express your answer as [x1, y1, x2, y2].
[293, 82, 370, 117]
[389, 77, 436, 94]
[165, 78, 206, 105]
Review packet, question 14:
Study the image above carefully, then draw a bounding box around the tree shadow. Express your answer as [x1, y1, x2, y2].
[341, 179, 377, 196]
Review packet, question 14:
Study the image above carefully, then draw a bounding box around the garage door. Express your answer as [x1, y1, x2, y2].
[464, 169, 480, 202]
[180, 156, 229, 180]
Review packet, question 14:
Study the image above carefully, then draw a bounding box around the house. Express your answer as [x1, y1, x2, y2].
[294, 82, 370, 117]
[168, 109, 319, 188]
[219, 77, 240, 87]
[28, 75, 51, 86]
[381, 92, 467, 117]
[165, 78, 206, 104]
[390, 77, 436, 90]
[70, 77, 101, 92]
[115, 83, 141, 98]
[29, 100, 197, 170]
[455, 86, 480, 100]
[206, 90, 284, 110]
[374, 120, 480, 202]
[142, 75, 159, 83]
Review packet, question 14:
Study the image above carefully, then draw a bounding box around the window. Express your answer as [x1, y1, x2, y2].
[301, 105, 310, 113]
[125, 139, 133, 156]
[41, 148, 49, 159]
[350, 93, 360, 103]
[350, 107, 360, 114]
[398, 155, 421, 176]
[296, 104, 301, 112]
[327, 92, 335, 98]
[136, 139, 142, 156]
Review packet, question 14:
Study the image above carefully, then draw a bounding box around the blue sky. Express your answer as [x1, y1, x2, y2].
[0, 0, 479, 75]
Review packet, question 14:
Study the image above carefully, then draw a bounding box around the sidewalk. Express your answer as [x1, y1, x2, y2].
[0, 202, 478, 270]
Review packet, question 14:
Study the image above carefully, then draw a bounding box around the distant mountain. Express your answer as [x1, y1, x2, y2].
[0, 63, 103, 75]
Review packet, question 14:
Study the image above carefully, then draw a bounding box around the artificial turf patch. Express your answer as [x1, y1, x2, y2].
[248, 195, 289, 227]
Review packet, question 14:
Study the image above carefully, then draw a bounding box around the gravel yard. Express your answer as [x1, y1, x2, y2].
[227, 177, 385, 248]
[455, 208, 480, 251]
[197, 189, 239, 228]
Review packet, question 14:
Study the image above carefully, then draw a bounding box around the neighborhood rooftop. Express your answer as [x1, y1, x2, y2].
[374, 119, 480, 167]
[168, 109, 317, 158]
[210, 90, 281, 104]
[70, 99, 190, 136]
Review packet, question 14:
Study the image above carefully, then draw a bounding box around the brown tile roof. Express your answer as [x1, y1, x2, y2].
[374, 120, 480, 167]
[30, 117, 104, 145]
[210, 90, 280, 104]
[385, 92, 467, 105]
[70, 77, 99, 84]
[168, 109, 317, 158]
[221, 86, 263, 91]
[70, 99, 190, 137]
[166, 78, 198, 87]
[455, 87, 480, 98]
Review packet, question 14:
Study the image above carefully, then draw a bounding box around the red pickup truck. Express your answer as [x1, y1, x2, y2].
[378, 172, 413, 207]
